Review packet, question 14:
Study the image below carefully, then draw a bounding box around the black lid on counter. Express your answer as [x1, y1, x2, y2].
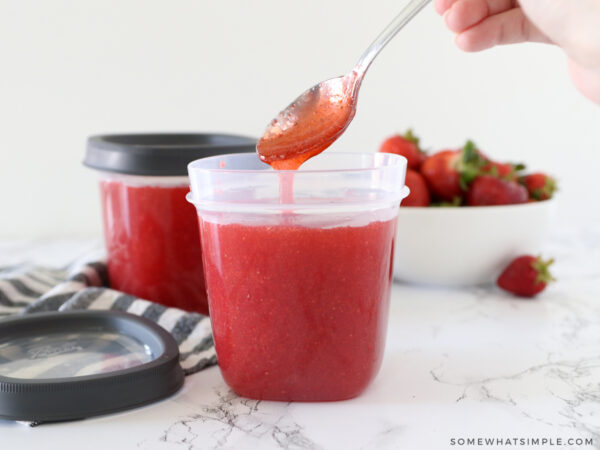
[0, 310, 184, 422]
[84, 133, 256, 176]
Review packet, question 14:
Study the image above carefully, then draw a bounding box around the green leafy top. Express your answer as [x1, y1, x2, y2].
[402, 128, 428, 155]
[456, 140, 487, 191]
[403, 129, 420, 146]
[532, 256, 556, 284]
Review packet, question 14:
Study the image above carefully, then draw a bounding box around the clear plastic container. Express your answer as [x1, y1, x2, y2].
[187, 152, 408, 401]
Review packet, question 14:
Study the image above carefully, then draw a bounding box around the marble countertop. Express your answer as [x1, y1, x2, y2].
[1, 227, 599, 450]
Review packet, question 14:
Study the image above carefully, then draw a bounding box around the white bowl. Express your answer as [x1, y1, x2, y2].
[393, 200, 556, 286]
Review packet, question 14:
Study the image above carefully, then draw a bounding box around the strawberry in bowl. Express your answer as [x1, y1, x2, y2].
[465, 175, 528, 206]
[403, 170, 431, 207]
[379, 129, 426, 170]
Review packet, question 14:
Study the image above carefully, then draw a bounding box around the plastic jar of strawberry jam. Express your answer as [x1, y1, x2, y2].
[187, 152, 409, 401]
[84, 134, 255, 315]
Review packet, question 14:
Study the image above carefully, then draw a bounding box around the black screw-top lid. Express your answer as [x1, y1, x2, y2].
[0, 311, 184, 422]
[84, 133, 257, 176]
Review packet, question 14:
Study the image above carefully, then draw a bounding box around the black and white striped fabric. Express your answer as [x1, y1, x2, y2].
[0, 259, 216, 376]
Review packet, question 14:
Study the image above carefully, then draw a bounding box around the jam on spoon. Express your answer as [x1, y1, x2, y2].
[257, 0, 431, 170]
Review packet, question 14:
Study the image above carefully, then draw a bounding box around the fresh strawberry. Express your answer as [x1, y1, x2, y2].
[421, 140, 486, 201]
[481, 161, 525, 181]
[420, 149, 461, 200]
[418, 150, 428, 168]
[497, 255, 555, 297]
[520, 173, 557, 201]
[466, 175, 528, 206]
[379, 129, 426, 170]
[403, 169, 431, 207]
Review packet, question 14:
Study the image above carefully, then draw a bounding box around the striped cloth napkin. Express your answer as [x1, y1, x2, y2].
[0, 259, 216, 376]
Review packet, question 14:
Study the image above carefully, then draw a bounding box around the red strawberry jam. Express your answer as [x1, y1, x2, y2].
[101, 180, 208, 315]
[199, 215, 396, 401]
[256, 72, 358, 170]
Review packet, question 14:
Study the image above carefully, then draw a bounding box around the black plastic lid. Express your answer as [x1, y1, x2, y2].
[0, 311, 184, 422]
[84, 133, 257, 176]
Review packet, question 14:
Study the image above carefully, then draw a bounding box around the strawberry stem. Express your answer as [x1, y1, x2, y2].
[532, 256, 556, 284]
[457, 140, 486, 190]
[403, 129, 419, 145]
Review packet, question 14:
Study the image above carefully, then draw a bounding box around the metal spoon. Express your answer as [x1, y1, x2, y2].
[257, 0, 432, 170]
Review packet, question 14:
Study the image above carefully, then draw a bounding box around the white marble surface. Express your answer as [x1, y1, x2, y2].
[1, 227, 600, 450]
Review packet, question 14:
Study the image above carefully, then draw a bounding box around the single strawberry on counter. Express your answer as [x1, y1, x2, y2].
[403, 169, 431, 207]
[379, 129, 426, 170]
[497, 255, 555, 297]
[421, 140, 486, 201]
[520, 173, 557, 201]
[466, 175, 529, 206]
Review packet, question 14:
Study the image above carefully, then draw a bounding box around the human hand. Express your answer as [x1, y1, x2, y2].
[435, 0, 600, 104]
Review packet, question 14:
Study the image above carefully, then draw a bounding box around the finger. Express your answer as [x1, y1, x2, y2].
[445, 0, 515, 33]
[434, 0, 459, 15]
[455, 7, 551, 52]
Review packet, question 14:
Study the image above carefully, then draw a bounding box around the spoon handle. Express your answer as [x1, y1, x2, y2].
[355, 0, 432, 74]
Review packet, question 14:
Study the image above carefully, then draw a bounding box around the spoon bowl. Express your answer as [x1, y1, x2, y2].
[257, 0, 432, 170]
[257, 72, 359, 170]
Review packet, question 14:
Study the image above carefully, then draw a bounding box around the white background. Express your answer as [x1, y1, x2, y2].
[1, 0, 599, 239]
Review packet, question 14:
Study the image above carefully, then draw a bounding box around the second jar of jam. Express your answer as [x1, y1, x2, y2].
[84, 133, 255, 315]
